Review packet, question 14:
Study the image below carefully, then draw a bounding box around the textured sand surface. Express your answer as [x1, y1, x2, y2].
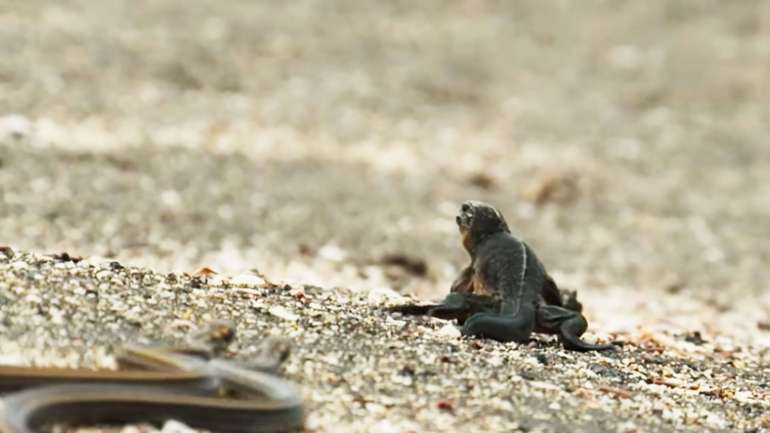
[1, 1, 769, 431]
[1, 250, 769, 433]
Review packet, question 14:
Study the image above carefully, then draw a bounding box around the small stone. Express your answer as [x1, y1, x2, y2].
[50, 252, 83, 262]
[119, 425, 157, 433]
[487, 354, 504, 367]
[230, 274, 266, 287]
[705, 413, 727, 429]
[23, 294, 42, 304]
[391, 371, 413, 386]
[0, 354, 24, 365]
[436, 399, 455, 413]
[367, 286, 403, 303]
[269, 305, 299, 321]
[733, 390, 753, 403]
[370, 420, 399, 433]
[0, 246, 14, 259]
[161, 420, 196, 433]
[11, 261, 29, 270]
[365, 402, 386, 414]
[435, 323, 461, 338]
[0, 113, 32, 140]
[684, 330, 707, 345]
[193, 267, 217, 278]
[528, 381, 562, 392]
[318, 243, 347, 262]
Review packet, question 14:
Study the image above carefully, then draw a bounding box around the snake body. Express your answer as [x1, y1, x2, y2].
[0, 345, 304, 433]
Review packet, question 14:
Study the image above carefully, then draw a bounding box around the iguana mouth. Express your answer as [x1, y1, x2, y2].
[456, 215, 468, 228]
[456, 202, 475, 230]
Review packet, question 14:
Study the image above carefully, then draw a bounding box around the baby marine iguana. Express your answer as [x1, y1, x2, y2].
[390, 201, 615, 352]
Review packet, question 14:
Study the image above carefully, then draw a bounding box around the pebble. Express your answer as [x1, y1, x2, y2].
[435, 323, 462, 338]
[266, 305, 298, 321]
[161, 420, 197, 433]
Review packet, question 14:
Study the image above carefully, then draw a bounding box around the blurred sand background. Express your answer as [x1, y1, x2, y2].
[1, 1, 769, 344]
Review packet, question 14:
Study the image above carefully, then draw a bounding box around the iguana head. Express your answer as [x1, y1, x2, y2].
[456, 200, 511, 252]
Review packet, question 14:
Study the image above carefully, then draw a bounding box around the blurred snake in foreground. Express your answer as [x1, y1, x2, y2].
[0, 334, 304, 433]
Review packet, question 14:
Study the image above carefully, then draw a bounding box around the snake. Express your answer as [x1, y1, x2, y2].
[0, 343, 304, 433]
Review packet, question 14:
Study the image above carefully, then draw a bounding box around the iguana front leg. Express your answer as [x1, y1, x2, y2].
[428, 293, 501, 323]
[386, 293, 470, 320]
[387, 293, 499, 324]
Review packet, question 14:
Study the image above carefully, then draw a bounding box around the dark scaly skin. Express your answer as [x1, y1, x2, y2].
[390, 201, 615, 352]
